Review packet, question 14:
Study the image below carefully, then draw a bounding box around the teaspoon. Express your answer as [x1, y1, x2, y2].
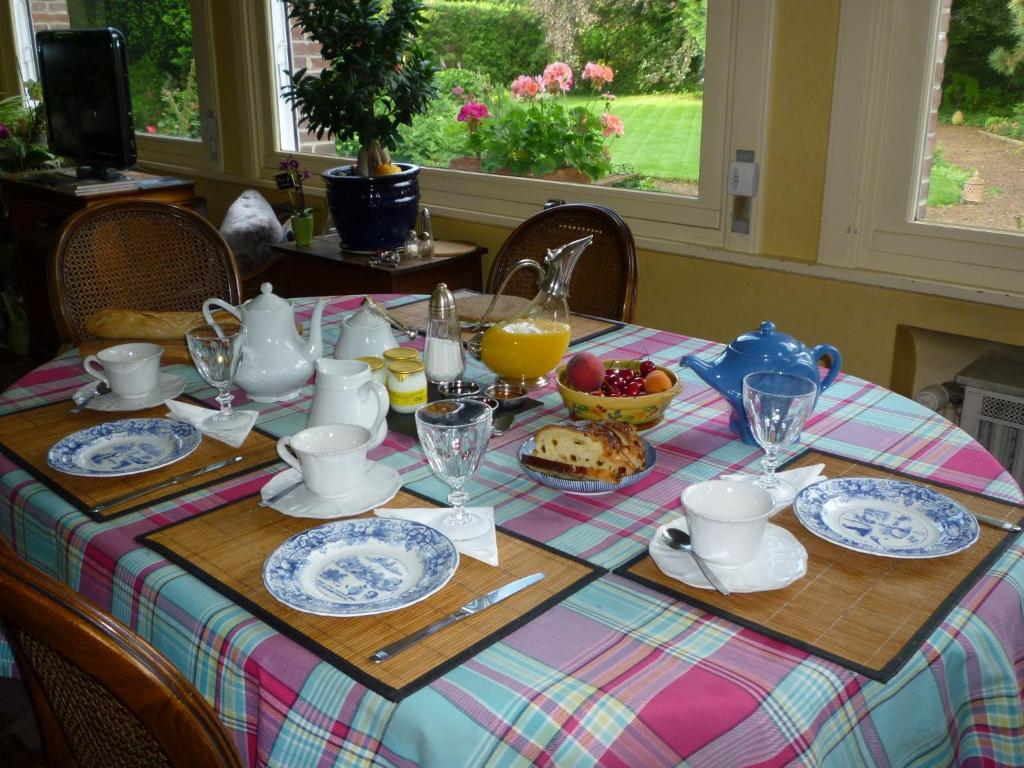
[661, 527, 731, 596]
[70, 382, 111, 413]
[490, 412, 516, 436]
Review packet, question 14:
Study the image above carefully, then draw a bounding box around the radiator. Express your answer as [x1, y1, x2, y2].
[958, 384, 1024, 488]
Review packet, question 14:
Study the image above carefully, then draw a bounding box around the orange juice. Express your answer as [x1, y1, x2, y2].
[481, 318, 571, 379]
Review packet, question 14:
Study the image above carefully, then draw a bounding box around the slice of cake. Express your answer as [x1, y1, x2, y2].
[522, 421, 645, 483]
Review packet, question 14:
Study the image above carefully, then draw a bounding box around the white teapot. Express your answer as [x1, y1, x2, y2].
[203, 283, 327, 402]
[333, 298, 399, 360]
[307, 358, 389, 449]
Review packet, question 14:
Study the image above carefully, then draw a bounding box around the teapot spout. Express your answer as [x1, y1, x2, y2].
[680, 354, 714, 387]
[304, 298, 328, 361]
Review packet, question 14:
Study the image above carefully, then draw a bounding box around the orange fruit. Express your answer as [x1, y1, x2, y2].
[644, 369, 672, 394]
[373, 163, 402, 176]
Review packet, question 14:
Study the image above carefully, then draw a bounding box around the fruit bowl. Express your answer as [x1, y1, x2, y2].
[555, 359, 682, 429]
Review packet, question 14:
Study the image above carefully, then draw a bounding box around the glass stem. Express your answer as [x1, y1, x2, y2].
[760, 445, 779, 489]
[448, 484, 468, 518]
[216, 388, 234, 420]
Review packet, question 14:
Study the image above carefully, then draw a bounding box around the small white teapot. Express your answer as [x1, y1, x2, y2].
[307, 358, 389, 449]
[203, 283, 327, 402]
[333, 298, 399, 360]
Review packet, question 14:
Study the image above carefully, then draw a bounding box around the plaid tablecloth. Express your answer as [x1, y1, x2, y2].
[1, 295, 1021, 767]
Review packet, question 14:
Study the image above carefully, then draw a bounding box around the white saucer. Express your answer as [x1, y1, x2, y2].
[649, 517, 808, 593]
[261, 463, 401, 519]
[77, 373, 185, 412]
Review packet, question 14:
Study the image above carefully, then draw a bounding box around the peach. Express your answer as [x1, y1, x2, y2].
[566, 352, 605, 392]
[644, 369, 672, 394]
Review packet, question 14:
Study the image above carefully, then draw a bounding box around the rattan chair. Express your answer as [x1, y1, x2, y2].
[0, 540, 243, 768]
[49, 200, 242, 344]
[487, 203, 638, 322]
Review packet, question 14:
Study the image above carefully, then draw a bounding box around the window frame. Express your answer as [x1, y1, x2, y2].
[819, 0, 1024, 301]
[238, 0, 774, 255]
[8, 0, 220, 174]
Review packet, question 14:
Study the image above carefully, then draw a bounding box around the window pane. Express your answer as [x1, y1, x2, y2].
[272, 0, 707, 197]
[21, 0, 199, 140]
[920, 0, 1024, 234]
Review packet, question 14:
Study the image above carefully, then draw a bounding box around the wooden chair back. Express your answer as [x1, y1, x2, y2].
[49, 200, 242, 344]
[487, 203, 638, 322]
[0, 541, 243, 768]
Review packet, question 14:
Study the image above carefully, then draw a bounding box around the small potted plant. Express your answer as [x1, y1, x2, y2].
[281, 0, 436, 252]
[274, 156, 314, 246]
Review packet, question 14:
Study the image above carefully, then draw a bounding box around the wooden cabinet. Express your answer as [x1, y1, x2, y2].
[270, 235, 485, 297]
[0, 173, 199, 359]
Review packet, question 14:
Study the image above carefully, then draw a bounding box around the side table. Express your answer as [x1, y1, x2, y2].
[270, 235, 485, 297]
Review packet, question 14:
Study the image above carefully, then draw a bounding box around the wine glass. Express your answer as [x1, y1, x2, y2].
[742, 372, 818, 505]
[186, 322, 248, 431]
[415, 398, 493, 540]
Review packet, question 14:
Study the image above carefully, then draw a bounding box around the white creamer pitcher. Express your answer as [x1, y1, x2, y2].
[306, 358, 389, 449]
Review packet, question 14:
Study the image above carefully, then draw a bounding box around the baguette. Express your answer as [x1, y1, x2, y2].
[84, 308, 237, 341]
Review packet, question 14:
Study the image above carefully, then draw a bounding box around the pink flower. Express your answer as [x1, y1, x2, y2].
[600, 113, 624, 137]
[457, 101, 491, 122]
[541, 62, 573, 94]
[511, 75, 540, 99]
[452, 85, 464, 97]
[145, 125, 157, 134]
[582, 62, 615, 89]
[0, 123, 9, 141]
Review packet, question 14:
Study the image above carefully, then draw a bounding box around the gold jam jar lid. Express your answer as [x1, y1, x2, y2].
[383, 347, 419, 362]
[387, 360, 425, 380]
[355, 355, 385, 371]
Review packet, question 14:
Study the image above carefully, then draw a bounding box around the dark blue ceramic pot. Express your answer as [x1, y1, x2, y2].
[323, 163, 420, 252]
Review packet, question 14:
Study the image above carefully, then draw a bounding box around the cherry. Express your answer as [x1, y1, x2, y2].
[639, 360, 656, 377]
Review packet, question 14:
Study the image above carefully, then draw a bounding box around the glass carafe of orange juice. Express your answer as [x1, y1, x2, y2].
[468, 235, 593, 389]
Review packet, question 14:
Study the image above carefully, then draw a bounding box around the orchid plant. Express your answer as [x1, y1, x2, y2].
[459, 61, 623, 181]
[274, 156, 312, 217]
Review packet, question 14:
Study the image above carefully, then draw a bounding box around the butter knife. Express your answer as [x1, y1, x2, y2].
[259, 479, 304, 508]
[88, 455, 243, 515]
[369, 572, 545, 663]
[974, 512, 1022, 533]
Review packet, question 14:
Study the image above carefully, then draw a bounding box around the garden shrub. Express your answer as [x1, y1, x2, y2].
[422, 1, 550, 87]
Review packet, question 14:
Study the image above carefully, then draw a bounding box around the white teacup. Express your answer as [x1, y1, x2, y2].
[681, 480, 774, 567]
[276, 424, 371, 498]
[82, 342, 163, 399]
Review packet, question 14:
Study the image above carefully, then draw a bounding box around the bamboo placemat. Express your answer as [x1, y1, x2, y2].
[616, 450, 1024, 682]
[140, 490, 601, 701]
[0, 398, 279, 521]
[388, 290, 622, 344]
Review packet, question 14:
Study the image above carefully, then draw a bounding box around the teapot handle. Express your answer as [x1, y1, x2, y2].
[202, 298, 241, 333]
[811, 343, 842, 391]
[360, 380, 390, 437]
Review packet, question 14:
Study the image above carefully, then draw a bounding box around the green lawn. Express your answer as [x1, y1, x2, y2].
[567, 93, 703, 181]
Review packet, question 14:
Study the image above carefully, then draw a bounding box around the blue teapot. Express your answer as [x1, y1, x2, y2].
[681, 321, 842, 445]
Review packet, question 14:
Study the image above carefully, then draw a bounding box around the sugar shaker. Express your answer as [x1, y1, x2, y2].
[424, 282, 465, 383]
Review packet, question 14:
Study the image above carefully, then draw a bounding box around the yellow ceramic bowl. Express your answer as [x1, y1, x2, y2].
[555, 359, 682, 429]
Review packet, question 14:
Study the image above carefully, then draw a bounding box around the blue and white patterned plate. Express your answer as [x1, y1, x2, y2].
[518, 437, 658, 496]
[793, 477, 980, 558]
[47, 418, 201, 477]
[263, 518, 459, 616]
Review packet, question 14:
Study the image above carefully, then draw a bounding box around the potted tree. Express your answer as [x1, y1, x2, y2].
[282, 0, 437, 252]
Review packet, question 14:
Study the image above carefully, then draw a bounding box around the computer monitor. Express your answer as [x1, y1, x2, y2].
[36, 28, 137, 181]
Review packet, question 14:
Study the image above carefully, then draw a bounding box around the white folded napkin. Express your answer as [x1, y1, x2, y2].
[164, 400, 258, 448]
[720, 463, 828, 513]
[374, 506, 499, 566]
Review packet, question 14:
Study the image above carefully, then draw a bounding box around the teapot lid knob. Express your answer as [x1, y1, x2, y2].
[261, 282, 273, 295]
[759, 321, 776, 336]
